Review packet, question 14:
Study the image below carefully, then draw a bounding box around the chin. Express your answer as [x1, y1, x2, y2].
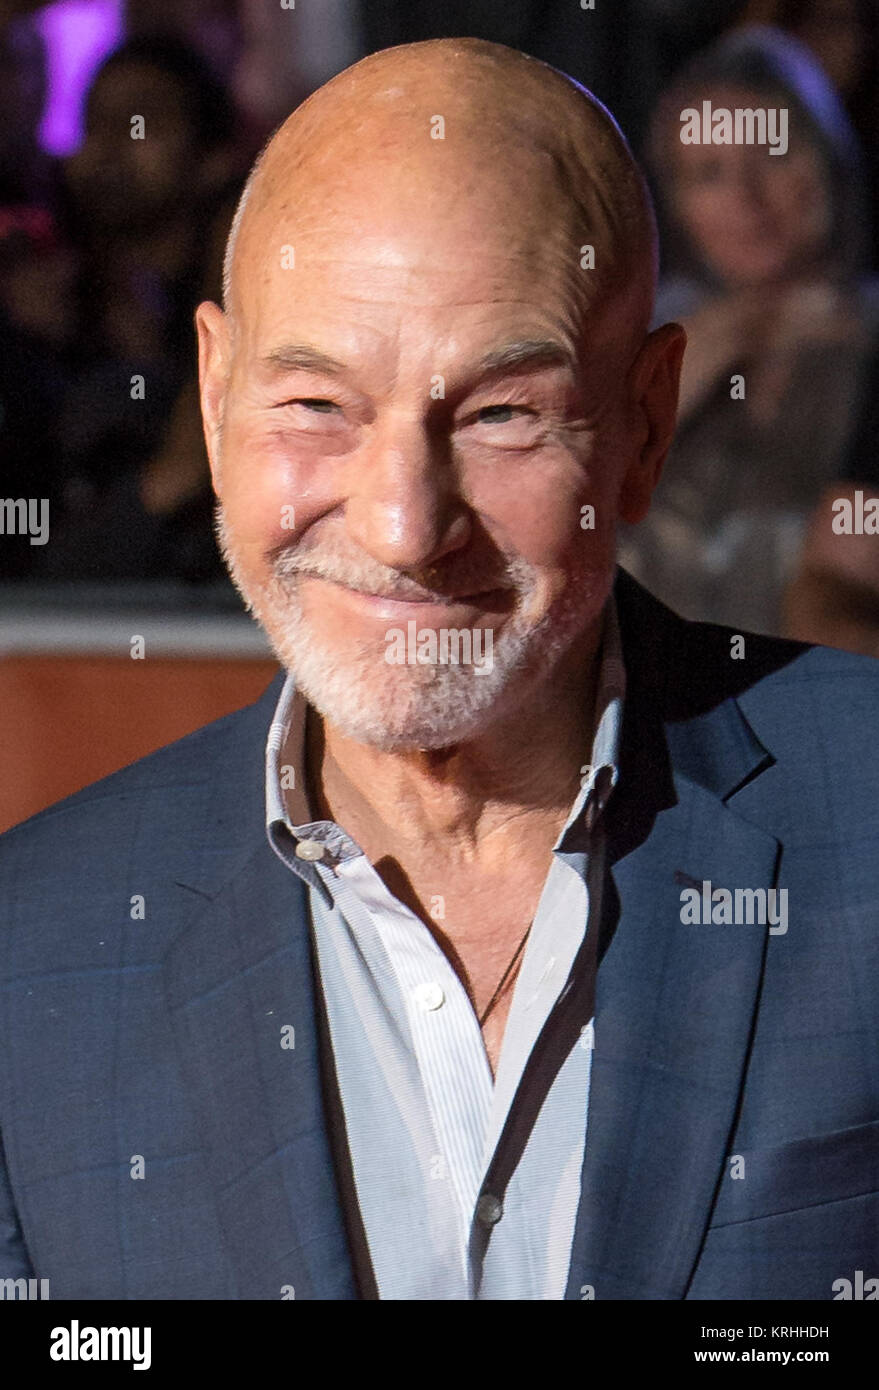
[265, 582, 600, 750]
[300, 662, 523, 751]
[264, 619, 521, 749]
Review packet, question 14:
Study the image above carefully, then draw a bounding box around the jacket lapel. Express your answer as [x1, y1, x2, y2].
[564, 571, 788, 1299]
[162, 676, 359, 1300]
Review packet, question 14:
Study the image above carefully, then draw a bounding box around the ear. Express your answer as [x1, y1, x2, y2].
[618, 321, 687, 524]
[195, 299, 231, 493]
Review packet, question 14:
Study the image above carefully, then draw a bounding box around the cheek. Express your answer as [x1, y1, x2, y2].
[684, 190, 737, 246]
[768, 166, 829, 237]
[462, 442, 610, 568]
[217, 416, 337, 555]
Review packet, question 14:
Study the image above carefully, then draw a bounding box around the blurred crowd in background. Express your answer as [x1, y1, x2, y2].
[2, 0, 879, 655]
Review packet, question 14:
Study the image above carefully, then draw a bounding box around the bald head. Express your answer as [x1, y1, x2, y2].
[222, 38, 657, 355]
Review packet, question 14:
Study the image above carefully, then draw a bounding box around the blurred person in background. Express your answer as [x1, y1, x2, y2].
[737, 0, 879, 270]
[618, 25, 879, 636]
[37, 187, 241, 584]
[31, 33, 246, 582]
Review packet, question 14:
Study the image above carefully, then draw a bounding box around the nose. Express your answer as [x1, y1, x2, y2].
[344, 412, 470, 576]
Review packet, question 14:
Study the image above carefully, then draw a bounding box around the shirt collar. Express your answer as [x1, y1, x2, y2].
[265, 594, 626, 849]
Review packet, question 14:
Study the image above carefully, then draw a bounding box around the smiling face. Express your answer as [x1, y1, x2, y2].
[198, 41, 680, 750]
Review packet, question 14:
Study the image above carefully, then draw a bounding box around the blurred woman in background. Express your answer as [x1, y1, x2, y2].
[736, 0, 879, 269]
[619, 25, 879, 635]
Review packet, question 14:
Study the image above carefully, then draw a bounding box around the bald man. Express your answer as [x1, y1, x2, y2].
[1, 40, 878, 1303]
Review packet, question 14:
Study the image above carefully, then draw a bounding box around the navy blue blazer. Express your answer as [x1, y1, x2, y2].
[1, 568, 878, 1299]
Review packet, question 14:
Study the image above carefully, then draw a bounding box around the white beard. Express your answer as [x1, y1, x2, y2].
[215, 505, 609, 751]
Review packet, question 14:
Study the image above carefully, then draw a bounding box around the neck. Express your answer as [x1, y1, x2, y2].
[306, 617, 603, 867]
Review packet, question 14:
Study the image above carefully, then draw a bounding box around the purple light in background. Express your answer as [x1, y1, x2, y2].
[36, 0, 124, 157]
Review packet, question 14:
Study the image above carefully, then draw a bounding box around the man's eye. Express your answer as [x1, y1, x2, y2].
[476, 405, 531, 423]
[294, 398, 339, 413]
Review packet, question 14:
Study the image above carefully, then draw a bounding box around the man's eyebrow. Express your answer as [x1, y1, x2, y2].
[475, 339, 577, 377]
[258, 338, 577, 381]
[259, 345, 348, 375]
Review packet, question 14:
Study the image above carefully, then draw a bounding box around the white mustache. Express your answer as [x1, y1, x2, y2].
[271, 547, 530, 603]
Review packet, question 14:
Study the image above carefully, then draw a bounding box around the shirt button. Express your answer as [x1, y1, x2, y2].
[295, 838, 325, 861]
[413, 982, 445, 1011]
[476, 1193, 503, 1226]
